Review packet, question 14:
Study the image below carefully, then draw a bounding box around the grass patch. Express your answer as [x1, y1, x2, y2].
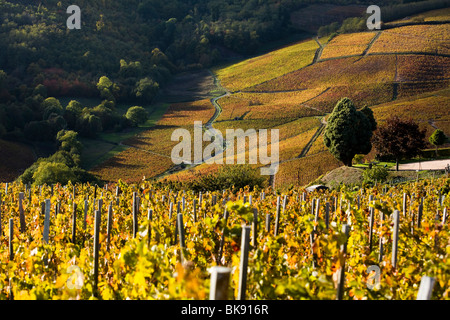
[98, 103, 169, 144]
[80, 138, 128, 170]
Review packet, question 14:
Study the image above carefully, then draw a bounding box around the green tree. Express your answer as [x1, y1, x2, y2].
[119, 59, 143, 78]
[97, 76, 120, 101]
[360, 106, 377, 131]
[90, 101, 124, 130]
[76, 113, 103, 137]
[429, 129, 447, 157]
[41, 97, 63, 120]
[134, 77, 159, 102]
[323, 97, 375, 167]
[65, 100, 83, 129]
[32, 161, 76, 186]
[56, 129, 83, 156]
[125, 106, 149, 126]
[372, 116, 427, 171]
[33, 84, 47, 98]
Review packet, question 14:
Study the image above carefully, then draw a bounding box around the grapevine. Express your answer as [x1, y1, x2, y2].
[0, 178, 449, 300]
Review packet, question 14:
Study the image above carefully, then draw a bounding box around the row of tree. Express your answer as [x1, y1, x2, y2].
[324, 97, 448, 171]
[0, 73, 150, 142]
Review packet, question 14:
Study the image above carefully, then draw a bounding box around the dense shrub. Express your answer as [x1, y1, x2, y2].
[188, 165, 268, 192]
[362, 166, 389, 184]
[125, 106, 149, 126]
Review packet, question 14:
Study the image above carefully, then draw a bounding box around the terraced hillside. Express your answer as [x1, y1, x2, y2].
[91, 10, 450, 188]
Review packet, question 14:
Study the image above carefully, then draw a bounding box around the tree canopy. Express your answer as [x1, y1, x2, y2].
[372, 116, 427, 170]
[323, 97, 376, 167]
[429, 129, 447, 157]
[125, 106, 149, 126]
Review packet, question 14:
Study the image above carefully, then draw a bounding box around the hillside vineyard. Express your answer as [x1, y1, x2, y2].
[0, 178, 448, 300]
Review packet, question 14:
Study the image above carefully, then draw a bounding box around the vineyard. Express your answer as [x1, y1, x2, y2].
[0, 177, 449, 300]
[320, 32, 378, 60]
[75, 20, 450, 189]
[248, 55, 397, 92]
[212, 39, 319, 92]
[216, 90, 325, 122]
[368, 25, 450, 55]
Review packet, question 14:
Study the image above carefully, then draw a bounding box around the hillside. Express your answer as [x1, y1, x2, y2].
[144, 14, 449, 189]
[0, 139, 35, 181]
[0, 3, 449, 304]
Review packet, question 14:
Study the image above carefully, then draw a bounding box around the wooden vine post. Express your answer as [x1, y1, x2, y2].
[336, 224, 350, 300]
[193, 199, 197, 223]
[368, 204, 375, 252]
[417, 203, 423, 228]
[282, 195, 287, 212]
[43, 199, 51, 244]
[392, 210, 400, 268]
[237, 226, 251, 300]
[314, 198, 320, 234]
[252, 208, 258, 247]
[311, 198, 320, 268]
[378, 211, 385, 262]
[18, 192, 26, 233]
[93, 209, 101, 297]
[402, 193, 407, 217]
[169, 201, 173, 219]
[71, 203, 77, 243]
[416, 275, 435, 300]
[274, 196, 281, 236]
[311, 198, 316, 216]
[173, 210, 178, 246]
[218, 208, 229, 264]
[106, 203, 113, 251]
[265, 213, 271, 233]
[9, 218, 14, 260]
[209, 266, 231, 300]
[132, 192, 139, 238]
[177, 213, 186, 263]
[147, 209, 153, 246]
[83, 199, 88, 231]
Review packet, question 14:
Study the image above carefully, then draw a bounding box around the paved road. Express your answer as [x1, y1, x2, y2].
[398, 159, 450, 170]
